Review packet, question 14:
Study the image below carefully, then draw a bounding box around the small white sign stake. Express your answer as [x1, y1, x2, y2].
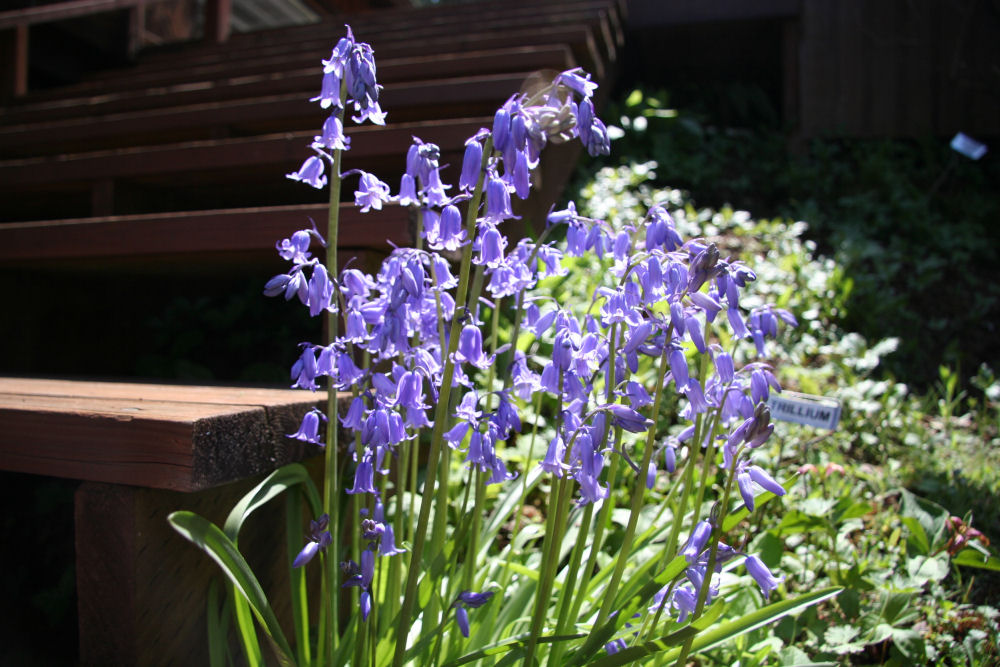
[767, 391, 841, 431]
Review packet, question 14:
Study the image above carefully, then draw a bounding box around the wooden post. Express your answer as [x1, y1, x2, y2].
[0, 24, 28, 100]
[75, 477, 298, 666]
[127, 0, 146, 57]
[204, 0, 231, 44]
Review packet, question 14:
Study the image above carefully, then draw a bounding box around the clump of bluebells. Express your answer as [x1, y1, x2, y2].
[172, 26, 840, 667]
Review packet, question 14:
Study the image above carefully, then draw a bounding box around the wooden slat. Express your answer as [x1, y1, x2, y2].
[0, 378, 326, 491]
[0, 202, 411, 262]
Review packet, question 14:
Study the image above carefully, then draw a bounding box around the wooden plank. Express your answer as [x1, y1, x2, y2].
[0, 72, 530, 156]
[4, 45, 574, 123]
[0, 203, 411, 263]
[0, 378, 326, 490]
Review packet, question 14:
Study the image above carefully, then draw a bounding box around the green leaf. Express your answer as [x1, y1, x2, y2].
[901, 517, 929, 555]
[584, 587, 842, 667]
[206, 578, 232, 667]
[439, 632, 586, 667]
[952, 547, 1000, 571]
[906, 554, 949, 583]
[821, 625, 866, 655]
[168, 511, 295, 666]
[899, 488, 949, 552]
[224, 463, 322, 541]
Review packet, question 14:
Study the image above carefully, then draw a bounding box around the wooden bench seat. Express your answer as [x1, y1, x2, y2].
[0, 377, 324, 491]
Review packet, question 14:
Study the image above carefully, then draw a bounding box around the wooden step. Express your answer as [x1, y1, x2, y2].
[0, 72, 530, 157]
[0, 202, 411, 265]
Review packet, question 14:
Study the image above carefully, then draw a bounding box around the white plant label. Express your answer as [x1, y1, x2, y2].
[767, 391, 841, 430]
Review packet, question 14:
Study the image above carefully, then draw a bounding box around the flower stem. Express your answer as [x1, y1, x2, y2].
[322, 85, 347, 660]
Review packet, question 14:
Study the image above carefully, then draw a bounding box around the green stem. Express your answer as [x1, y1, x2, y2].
[322, 83, 347, 660]
[546, 502, 594, 666]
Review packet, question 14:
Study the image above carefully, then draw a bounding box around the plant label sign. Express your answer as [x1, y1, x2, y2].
[767, 391, 841, 430]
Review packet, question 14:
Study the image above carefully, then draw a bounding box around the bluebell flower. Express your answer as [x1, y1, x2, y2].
[341, 395, 365, 430]
[744, 555, 783, 599]
[476, 223, 506, 268]
[287, 154, 327, 189]
[736, 460, 786, 512]
[311, 70, 341, 110]
[605, 639, 627, 655]
[392, 370, 427, 410]
[604, 403, 652, 433]
[452, 590, 494, 638]
[275, 228, 318, 264]
[288, 408, 327, 444]
[307, 264, 334, 317]
[354, 171, 391, 212]
[484, 170, 514, 223]
[664, 441, 677, 472]
[293, 514, 332, 567]
[459, 137, 483, 190]
[346, 452, 377, 495]
[557, 68, 597, 98]
[540, 434, 568, 477]
[291, 345, 319, 391]
[316, 114, 350, 151]
[453, 323, 492, 369]
[681, 520, 713, 562]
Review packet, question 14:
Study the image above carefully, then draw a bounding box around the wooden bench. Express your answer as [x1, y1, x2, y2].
[0, 377, 328, 664]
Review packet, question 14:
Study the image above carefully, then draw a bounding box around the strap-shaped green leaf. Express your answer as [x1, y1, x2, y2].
[438, 632, 586, 667]
[223, 463, 322, 541]
[169, 510, 296, 666]
[583, 586, 842, 666]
